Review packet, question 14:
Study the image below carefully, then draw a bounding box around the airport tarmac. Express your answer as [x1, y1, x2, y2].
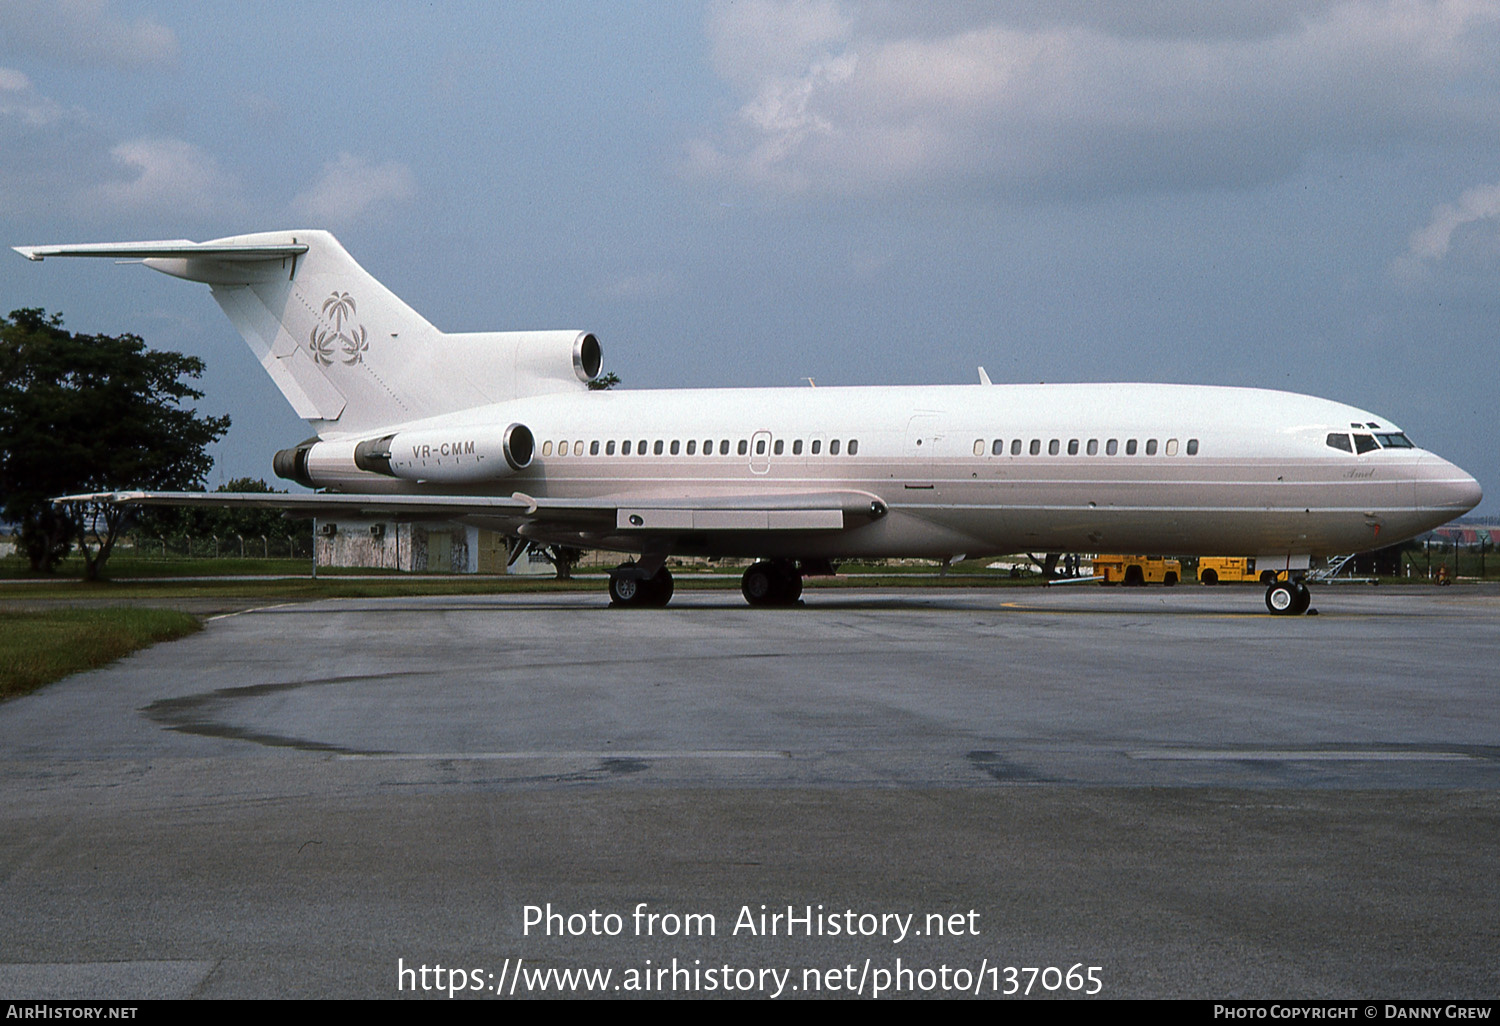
[1, 585, 1497, 999]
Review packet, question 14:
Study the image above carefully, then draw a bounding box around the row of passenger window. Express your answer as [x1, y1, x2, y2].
[544, 430, 1410, 459]
[972, 437, 1200, 457]
[1325, 431, 1413, 453]
[541, 437, 861, 458]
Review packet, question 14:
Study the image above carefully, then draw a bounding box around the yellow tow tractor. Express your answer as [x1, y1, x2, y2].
[1094, 555, 1181, 586]
[1198, 557, 1286, 585]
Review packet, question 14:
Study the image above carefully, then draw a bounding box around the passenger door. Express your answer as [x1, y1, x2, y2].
[749, 430, 772, 474]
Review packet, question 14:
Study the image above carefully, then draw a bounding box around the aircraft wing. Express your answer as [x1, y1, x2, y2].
[55, 490, 888, 533]
[55, 490, 534, 521]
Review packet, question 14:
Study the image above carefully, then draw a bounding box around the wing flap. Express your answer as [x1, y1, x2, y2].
[616, 508, 845, 531]
[617, 508, 846, 531]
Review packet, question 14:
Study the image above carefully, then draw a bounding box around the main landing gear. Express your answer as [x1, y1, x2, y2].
[607, 562, 674, 608]
[740, 560, 803, 607]
[608, 558, 809, 608]
[1264, 579, 1312, 616]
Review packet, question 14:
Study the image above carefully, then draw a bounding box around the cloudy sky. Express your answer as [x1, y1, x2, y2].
[3, 1, 1497, 513]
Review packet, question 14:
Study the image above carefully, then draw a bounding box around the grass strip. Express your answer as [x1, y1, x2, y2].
[0, 607, 201, 701]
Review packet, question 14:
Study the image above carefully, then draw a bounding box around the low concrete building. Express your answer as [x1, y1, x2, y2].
[312, 518, 620, 575]
[313, 519, 485, 573]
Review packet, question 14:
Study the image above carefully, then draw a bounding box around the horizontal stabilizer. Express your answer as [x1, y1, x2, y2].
[13, 241, 308, 262]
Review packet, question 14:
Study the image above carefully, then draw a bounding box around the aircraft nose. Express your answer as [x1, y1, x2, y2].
[1420, 457, 1483, 514]
[1452, 470, 1483, 513]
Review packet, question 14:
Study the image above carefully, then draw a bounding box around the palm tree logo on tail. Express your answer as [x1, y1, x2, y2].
[308, 291, 369, 366]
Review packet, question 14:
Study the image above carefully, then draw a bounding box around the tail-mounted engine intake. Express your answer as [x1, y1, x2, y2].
[440, 329, 604, 400]
[511, 330, 600, 388]
[276, 423, 534, 488]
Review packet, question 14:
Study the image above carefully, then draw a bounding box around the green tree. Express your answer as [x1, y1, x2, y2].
[537, 544, 586, 579]
[0, 309, 230, 579]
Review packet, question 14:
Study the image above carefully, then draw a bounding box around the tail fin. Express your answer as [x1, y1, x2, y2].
[15, 230, 601, 437]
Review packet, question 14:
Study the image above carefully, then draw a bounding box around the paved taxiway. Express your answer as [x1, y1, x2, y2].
[2, 586, 1497, 998]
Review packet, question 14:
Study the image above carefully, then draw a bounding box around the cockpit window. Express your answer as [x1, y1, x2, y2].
[1326, 433, 1353, 452]
[1353, 434, 1378, 454]
[1376, 432, 1414, 448]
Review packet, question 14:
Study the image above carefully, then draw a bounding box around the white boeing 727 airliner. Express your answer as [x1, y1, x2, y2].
[15, 230, 1482, 614]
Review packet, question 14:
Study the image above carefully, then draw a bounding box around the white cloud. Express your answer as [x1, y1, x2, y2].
[690, 1, 1500, 198]
[0, 67, 108, 216]
[1390, 181, 1500, 282]
[91, 138, 240, 217]
[707, 0, 852, 86]
[0, 66, 242, 222]
[0, 67, 69, 126]
[1407, 183, 1500, 262]
[0, 0, 178, 70]
[290, 153, 416, 223]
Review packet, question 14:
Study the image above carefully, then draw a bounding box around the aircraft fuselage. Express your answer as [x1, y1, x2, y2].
[298, 381, 1479, 562]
